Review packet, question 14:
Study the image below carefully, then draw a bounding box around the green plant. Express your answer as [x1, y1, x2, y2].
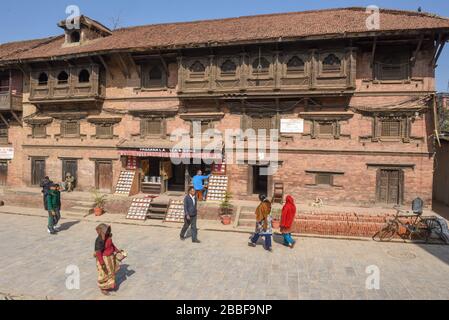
[92, 189, 108, 208]
[220, 191, 233, 216]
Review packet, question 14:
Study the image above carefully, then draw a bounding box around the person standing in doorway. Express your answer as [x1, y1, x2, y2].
[192, 170, 210, 201]
[46, 184, 58, 235]
[248, 194, 273, 252]
[40, 176, 52, 210]
[280, 195, 297, 248]
[180, 187, 201, 243]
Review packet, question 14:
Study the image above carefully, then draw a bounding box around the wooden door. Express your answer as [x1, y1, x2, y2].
[96, 161, 112, 192]
[377, 169, 403, 205]
[62, 159, 78, 182]
[32, 158, 45, 186]
[0, 161, 7, 186]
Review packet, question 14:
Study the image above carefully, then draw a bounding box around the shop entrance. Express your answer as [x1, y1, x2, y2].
[168, 163, 186, 192]
[248, 165, 272, 197]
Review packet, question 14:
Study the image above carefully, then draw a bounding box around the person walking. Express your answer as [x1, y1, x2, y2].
[51, 184, 62, 230]
[94, 224, 122, 296]
[192, 170, 210, 201]
[248, 194, 273, 252]
[280, 195, 297, 248]
[46, 184, 58, 235]
[180, 186, 201, 243]
[40, 176, 52, 210]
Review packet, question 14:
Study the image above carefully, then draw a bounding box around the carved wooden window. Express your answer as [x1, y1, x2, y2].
[57, 71, 69, 85]
[287, 56, 305, 73]
[252, 57, 270, 74]
[220, 60, 237, 75]
[251, 116, 274, 131]
[189, 61, 206, 77]
[316, 173, 333, 186]
[311, 120, 340, 139]
[190, 120, 213, 136]
[38, 73, 48, 86]
[141, 119, 162, 137]
[32, 124, 47, 138]
[374, 49, 410, 81]
[141, 63, 166, 89]
[373, 116, 410, 142]
[61, 120, 80, 137]
[95, 123, 113, 139]
[148, 66, 163, 88]
[322, 54, 341, 72]
[78, 69, 90, 83]
[0, 127, 8, 144]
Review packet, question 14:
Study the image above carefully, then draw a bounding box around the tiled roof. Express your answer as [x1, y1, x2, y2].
[1, 7, 449, 63]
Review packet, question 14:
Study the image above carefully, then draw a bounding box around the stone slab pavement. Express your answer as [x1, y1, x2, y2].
[1, 211, 449, 300]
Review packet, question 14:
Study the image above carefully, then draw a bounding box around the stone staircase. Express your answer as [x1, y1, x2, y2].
[147, 198, 170, 220]
[65, 199, 95, 218]
[236, 206, 257, 228]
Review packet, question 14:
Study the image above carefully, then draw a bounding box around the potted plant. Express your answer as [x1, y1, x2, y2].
[92, 189, 107, 216]
[219, 191, 233, 225]
[271, 208, 281, 229]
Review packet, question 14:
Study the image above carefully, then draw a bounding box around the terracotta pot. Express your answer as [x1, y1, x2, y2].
[221, 215, 232, 225]
[94, 207, 104, 216]
[272, 219, 280, 229]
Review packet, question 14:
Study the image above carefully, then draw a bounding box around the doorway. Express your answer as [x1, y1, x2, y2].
[251, 165, 269, 195]
[62, 159, 78, 187]
[377, 169, 403, 205]
[31, 158, 46, 186]
[96, 160, 113, 192]
[0, 161, 7, 186]
[168, 163, 186, 192]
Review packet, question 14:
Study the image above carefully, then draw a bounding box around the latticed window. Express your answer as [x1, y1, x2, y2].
[141, 119, 162, 136]
[251, 117, 273, 131]
[148, 66, 163, 87]
[287, 56, 305, 72]
[0, 127, 8, 144]
[316, 173, 333, 186]
[61, 121, 80, 137]
[96, 123, 113, 138]
[318, 122, 334, 135]
[322, 54, 341, 72]
[220, 60, 237, 75]
[57, 71, 69, 85]
[374, 50, 410, 81]
[381, 120, 401, 137]
[32, 124, 47, 138]
[252, 57, 270, 73]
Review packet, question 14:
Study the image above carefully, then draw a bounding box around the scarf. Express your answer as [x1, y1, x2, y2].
[280, 195, 297, 229]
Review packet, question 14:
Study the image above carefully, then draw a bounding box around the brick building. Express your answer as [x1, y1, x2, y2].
[0, 8, 448, 208]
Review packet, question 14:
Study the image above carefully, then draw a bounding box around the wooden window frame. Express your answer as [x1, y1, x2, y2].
[95, 123, 114, 139]
[311, 120, 341, 139]
[375, 168, 404, 205]
[32, 124, 47, 138]
[141, 63, 167, 89]
[0, 126, 8, 144]
[372, 115, 410, 143]
[306, 170, 344, 188]
[140, 118, 165, 138]
[373, 47, 411, 82]
[60, 120, 80, 138]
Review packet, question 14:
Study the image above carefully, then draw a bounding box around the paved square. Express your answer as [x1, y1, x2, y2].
[1, 212, 449, 300]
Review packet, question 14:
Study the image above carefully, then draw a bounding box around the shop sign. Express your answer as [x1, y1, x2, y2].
[280, 119, 304, 133]
[0, 147, 14, 159]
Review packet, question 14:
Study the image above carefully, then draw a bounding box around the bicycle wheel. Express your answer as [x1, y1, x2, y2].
[373, 221, 398, 242]
[425, 219, 443, 243]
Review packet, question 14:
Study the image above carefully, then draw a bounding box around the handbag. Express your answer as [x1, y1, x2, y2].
[115, 250, 128, 262]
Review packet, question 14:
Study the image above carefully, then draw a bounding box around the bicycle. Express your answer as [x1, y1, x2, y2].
[373, 206, 444, 243]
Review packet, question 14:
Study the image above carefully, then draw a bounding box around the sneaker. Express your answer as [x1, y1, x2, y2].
[180, 236, 186, 241]
[47, 228, 51, 234]
[192, 239, 201, 244]
[248, 242, 256, 247]
[54, 225, 60, 231]
[290, 241, 296, 249]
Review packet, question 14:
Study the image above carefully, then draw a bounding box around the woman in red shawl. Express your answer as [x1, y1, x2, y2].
[280, 195, 297, 248]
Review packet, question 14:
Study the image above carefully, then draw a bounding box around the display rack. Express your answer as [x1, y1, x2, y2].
[206, 175, 229, 202]
[126, 198, 153, 220]
[164, 199, 185, 223]
[115, 170, 136, 195]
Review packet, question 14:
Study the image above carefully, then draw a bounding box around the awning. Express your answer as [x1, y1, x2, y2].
[349, 95, 431, 112]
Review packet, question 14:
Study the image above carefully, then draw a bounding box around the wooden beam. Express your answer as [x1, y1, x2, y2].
[0, 114, 9, 128]
[433, 37, 447, 68]
[370, 37, 377, 67]
[11, 111, 22, 127]
[116, 53, 130, 79]
[159, 54, 169, 74]
[98, 55, 113, 80]
[125, 53, 138, 75]
[410, 34, 424, 65]
[430, 33, 444, 66]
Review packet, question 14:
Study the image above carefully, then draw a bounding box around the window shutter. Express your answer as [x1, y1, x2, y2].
[316, 173, 332, 185]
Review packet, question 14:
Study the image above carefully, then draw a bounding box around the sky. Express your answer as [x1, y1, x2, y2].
[1, 0, 449, 91]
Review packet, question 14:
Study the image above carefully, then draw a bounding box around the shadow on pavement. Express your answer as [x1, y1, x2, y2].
[58, 221, 80, 231]
[116, 264, 135, 290]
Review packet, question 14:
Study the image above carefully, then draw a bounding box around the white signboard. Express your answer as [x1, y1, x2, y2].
[0, 147, 14, 159]
[280, 119, 304, 133]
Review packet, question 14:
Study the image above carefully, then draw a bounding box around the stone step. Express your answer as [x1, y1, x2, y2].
[68, 206, 93, 214]
[64, 210, 91, 218]
[238, 218, 255, 227]
[73, 201, 95, 207]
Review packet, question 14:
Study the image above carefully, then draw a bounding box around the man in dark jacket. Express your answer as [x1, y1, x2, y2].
[46, 184, 58, 235]
[40, 176, 53, 211]
[180, 187, 200, 243]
